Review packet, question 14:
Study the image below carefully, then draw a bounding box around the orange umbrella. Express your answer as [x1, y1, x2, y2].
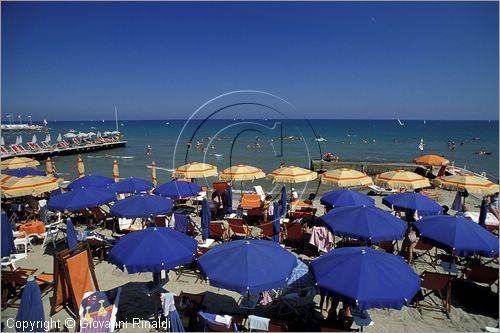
[46, 157, 54, 177]
[414, 155, 449, 166]
[374, 170, 431, 190]
[321, 168, 373, 187]
[113, 160, 120, 182]
[151, 161, 157, 188]
[76, 155, 85, 178]
[434, 174, 499, 195]
[1, 157, 40, 170]
[1, 175, 64, 198]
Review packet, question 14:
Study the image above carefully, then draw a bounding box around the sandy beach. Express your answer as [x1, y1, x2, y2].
[1, 186, 498, 332]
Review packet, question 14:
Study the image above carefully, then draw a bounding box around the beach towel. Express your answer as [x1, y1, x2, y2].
[248, 315, 270, 331]
[309, 226, 334, 253]
[174, 214, 189, 234]
[79, 289, 121, 332]
[66, 251, 95, 310]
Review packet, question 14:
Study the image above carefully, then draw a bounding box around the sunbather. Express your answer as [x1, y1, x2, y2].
[401, 226, 418, 264]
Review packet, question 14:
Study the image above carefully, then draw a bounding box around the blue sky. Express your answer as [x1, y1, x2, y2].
[2, 1, 498, 120]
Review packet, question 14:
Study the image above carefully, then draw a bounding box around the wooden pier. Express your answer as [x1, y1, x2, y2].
[1, 141, 127, 161]
[310, 159, 422, 175]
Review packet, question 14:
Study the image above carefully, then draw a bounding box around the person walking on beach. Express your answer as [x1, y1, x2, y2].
[146, 145, 152, 156]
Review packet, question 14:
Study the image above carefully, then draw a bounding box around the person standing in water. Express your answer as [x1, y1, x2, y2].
[146, 145, 152, 156]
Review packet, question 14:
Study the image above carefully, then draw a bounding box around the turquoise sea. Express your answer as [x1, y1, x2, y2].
[2, 119, 498, 194]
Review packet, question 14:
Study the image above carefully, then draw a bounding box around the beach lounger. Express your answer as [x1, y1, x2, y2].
[241, 194, 262, 210]
[461, 264, 499, 291]
[199, 311, 240, 332]
[1, 146, 8, 155]
[209, 222, 227, 242]
[259, 221, 276, 240]
[1, 268, 54, 309]
[416, 271, 452, 317]
[283, 222, 304, 250]
[78, 288, 121, 332]
[41, 141, 50, 148]
[227, 218, 251, 239]
[26, 142, 39, 151]
[10, 144, 22, 154]
[463, 211, 499, 233]
[367, 185, 398, 196]
[17, 144, 27, 152]
[213, 181, 229, 191]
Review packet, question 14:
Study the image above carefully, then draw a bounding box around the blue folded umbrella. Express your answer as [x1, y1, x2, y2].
[197, 239, 297, 295]
[311, 246, 421, 310]
[201, 198, 210, 241]
[108, 227, 197, 273]
[280, 186, 287, 217]
[66, 218, 78, 250]
[320, 205, 407, 243]
[320, 189, 375, 208]
[226, 186, 233, 214]
[382, 192, 442, 216]
[109, 177, 153, 194]
[153, 180, 202, 199]
[272, 201, 280, 243]
[16, 279, 46, 332]
[47, 187, 116, 211]
[68, 175, 115, 190]
[4, 167, 46, 177]
[414, 215, 499, 257]
[110, 194, 173, 218]
[1, 212, 16, 258]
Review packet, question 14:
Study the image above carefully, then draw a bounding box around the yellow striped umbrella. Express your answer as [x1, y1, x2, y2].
[1, 157, 40, 170]
[46, 157, 55, 177]
[151, 161, 157, 188]
[374, 169, 431, 190]
[321, 168, 373, 187]
[434, 174, 499, 195]
[77, 155, 85, 178]
[414, 154, 449, 166]
[113, 160, 120, 182]
[267, 166, 317, 183]
[173, 162, 218, 179]
[219, 164, 266, 181]
[1, 175, 64, 198]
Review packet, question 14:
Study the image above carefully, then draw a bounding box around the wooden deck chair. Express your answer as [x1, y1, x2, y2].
[51, 243, 99, 316]
[227, 218, 251, 239]
[41, 141, 50, 149]
[259, 221, 275, 240]
[0, 146, 8, 154]
[213, 181, 229, 191]
[17, 144, 27, 152]
[283, 222, 304, 249]
[416, 271, 452, 318]
[2, 268, 54, 309]
[209, 222, 227, 243]
[241, 194, 262, 210]
[289, 210, 314, 225]
[412, 239, 437, 266]
[89, 206, 109, 227]
[174, 292, 205, 330]
[154, 215, 167, 227]
[245, 208, 265, 224]
[10, 144, 21, 154]
[461, 264, 499, 291]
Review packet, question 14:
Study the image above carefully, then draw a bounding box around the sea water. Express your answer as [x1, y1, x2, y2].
[3, 120, 498, 193]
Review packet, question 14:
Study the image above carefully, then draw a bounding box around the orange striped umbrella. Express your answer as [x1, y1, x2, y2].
[434, 174, 499, 195]
[77, 155, 85, 178]
[1, 157, 40, 170]
[374, 170, 431, 190]
[267, 166, 317, 183]
[321, 168, 373, 187]
[173, 162, 218, 179]
[219, 165, 266, 181]
[151, 161, 157, 187]
[46, 157, 55, 177]
[113, 160, 120, 182]
[1, 175, 64, 198]
[414, 155, 449, 166]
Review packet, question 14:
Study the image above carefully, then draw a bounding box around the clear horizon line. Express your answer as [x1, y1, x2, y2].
[18, 118, 500, 122]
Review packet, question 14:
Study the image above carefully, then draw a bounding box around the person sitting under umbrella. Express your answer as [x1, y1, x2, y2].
[400, 226, 418, 264]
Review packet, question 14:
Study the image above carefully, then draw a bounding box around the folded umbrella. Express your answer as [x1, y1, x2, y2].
[201, 198, 210, 241]
[1, 212, 16, 258]
[16, 278, 46, 332]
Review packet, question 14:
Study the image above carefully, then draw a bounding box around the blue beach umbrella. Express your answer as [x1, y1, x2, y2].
[414, 215, 499, 257]
[382, 192, 442, 216]
[16, 278, 46, 332]
[280, 185, 287, 217]
[108, 227, 197, 273]
[4, 168, 46, 177]
[272, 201, 280, 242]
[109, 177, 153, 194]
[68, 175, 115, 190]
[110, 194, 173, 218]
[153, 180, 202, 199]
[320, 189, 375, 208]
[66, 218, 78, 250]
[197, 239, 297, 295]
[201, 198, 211, 241]
[47, 187, 116, 211]
[478, 198, 488, 229]
[226, 185, 233, 214]
[1, 212, 16, 258]
[286, 258, 311, 289]
[320, 205, 407, 243]
[311, 246, 421, 310]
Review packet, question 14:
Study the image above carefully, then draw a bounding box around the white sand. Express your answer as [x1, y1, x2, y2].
[1, 188, 498, 332]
